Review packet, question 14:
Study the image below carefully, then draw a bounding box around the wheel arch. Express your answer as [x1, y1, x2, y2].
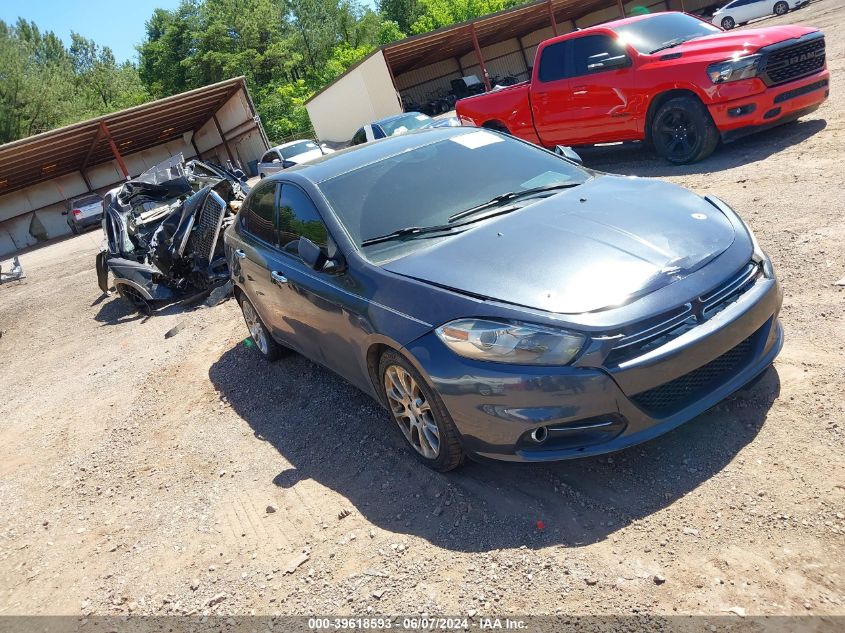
[481, 120, 510, 133]
[644, 88, 710, 144]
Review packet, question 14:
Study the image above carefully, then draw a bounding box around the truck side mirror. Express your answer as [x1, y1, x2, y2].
[554, 145, 583, 165]
[588, 54, 631, 72]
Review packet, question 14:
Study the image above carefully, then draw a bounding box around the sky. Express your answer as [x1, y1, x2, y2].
[0, 0, 182, 63]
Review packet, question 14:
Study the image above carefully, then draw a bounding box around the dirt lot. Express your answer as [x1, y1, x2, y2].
[1, 0, 843, 620]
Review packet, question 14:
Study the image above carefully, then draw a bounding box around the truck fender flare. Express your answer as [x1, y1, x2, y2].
[644, 87, 711, 142]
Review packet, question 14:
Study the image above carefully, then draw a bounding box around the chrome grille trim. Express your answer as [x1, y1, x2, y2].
[603, 262, 761, 365]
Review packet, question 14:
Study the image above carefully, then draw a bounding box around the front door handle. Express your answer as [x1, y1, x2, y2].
[573, 85, 588, 95]
[234, 249, 246, 259]
[271, 271, 288, 285]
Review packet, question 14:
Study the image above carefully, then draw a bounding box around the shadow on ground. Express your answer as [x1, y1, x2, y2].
[579, 118, 826, 177]
[209, 342, 779, 552]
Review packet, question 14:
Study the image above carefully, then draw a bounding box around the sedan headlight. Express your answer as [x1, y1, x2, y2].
[435, 319, 586, 365]
[707, 54, 761, 84]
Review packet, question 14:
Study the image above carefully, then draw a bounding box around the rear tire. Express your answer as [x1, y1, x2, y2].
[721, 16, 736, 29]
[379, 350, 463, 472]
[774, 1, 789, 15]
[239, 296, 283, 361]
[651, 95, 719, 164]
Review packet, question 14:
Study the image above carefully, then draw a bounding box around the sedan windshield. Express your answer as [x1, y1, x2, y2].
[318, 130, 589, 254]
[612, 13, 720, 54]
[280, 140, 319, 158]
[380, 114, 432, 136]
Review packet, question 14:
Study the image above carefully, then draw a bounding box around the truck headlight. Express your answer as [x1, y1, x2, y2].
[435, 319, 586, 365]
[707, 54, 761, 84]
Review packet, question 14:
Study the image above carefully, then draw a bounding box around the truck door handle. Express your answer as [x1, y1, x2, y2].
[573, 85, 588, 95]
[271, 271, 288, 285]
[234, 249, 246, 259]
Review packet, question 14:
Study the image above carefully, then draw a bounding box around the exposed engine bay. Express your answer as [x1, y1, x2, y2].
[95, 154, 249, 313]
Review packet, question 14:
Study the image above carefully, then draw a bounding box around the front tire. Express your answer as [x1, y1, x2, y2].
[240, 296, 283, 361]
[774, 1, 789, 15]
[651, 95, 719, 164]
[721, 16, 736, 29]
[379, 350, 463, 472]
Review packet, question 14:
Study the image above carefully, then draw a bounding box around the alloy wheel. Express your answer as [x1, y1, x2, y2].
[656, 109, 700, 162]
[383, 365, 440, 459]
[774, 2, 788, 15]
[242, 300, 269, 355]
[721, 17, 735, 29]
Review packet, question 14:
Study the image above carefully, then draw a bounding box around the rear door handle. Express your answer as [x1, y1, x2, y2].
[271, 271, 288, 284]
[234, 249, 246, 259]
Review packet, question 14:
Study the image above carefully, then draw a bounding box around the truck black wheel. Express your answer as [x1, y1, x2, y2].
[651, 96, 719, 164]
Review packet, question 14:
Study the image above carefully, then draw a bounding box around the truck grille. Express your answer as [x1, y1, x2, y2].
[631, 333, 755, 417]
[187, 191, 226, 269]
[605, 263, 760, 365]
[760, 35, 825, 87]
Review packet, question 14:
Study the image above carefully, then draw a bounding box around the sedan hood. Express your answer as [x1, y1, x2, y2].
[382, 176, 736, 314]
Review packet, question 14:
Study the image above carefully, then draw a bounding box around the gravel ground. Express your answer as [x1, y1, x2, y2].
[1, 0, 843, 620]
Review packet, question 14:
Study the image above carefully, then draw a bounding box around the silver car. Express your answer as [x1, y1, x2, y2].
[63, 193, 104, 234]
[711, 0, 807, 30]
[257, 140, 333, 178]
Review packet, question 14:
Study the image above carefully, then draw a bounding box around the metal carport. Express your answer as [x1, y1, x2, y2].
[0, 76, 269, 256]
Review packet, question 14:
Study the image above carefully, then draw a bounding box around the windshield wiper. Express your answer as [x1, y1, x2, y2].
[649, 35, 705, 54]
[447, 183, 580, 223]
[361, 225, 457, 247]
[361, 199, 545, 247]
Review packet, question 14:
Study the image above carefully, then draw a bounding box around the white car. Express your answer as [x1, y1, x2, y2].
[712, 0, 808, 30]
[257, 140, 333, 178]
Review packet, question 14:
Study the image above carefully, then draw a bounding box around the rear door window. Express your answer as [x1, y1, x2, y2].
[278, 184, 327, 256]
[242, 181, 278, 244]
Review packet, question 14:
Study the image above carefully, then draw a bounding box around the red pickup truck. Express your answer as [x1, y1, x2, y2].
[456, 11, 828, 164]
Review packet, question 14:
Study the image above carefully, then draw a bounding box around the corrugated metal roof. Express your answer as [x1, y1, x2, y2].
[0, 77, 247, 195]
[307, 0, 619, 104]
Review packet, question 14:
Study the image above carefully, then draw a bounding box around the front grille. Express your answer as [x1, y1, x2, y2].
[187, 191, 226, 269]
[631, 334, 754, 416]
[761, 36, 825, 87]
[605, 263, 760, 365]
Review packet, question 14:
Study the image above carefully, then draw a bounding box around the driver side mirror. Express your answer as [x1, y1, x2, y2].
[298, 237, 329, 271]
[588, 54, 631, 72]
[554, 145, 583, 165]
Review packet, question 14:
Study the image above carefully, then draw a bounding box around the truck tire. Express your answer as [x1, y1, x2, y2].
[651, 96, 719, 164]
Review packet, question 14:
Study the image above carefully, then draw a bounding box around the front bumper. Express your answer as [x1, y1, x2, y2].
[709, 70, 829, 142]
[404, 274, 783, 462]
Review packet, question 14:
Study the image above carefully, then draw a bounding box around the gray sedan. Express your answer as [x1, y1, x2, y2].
[226, 128, 782, 471]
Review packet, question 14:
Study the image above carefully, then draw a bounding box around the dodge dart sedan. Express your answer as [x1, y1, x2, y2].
[225, 127, 782, 471]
